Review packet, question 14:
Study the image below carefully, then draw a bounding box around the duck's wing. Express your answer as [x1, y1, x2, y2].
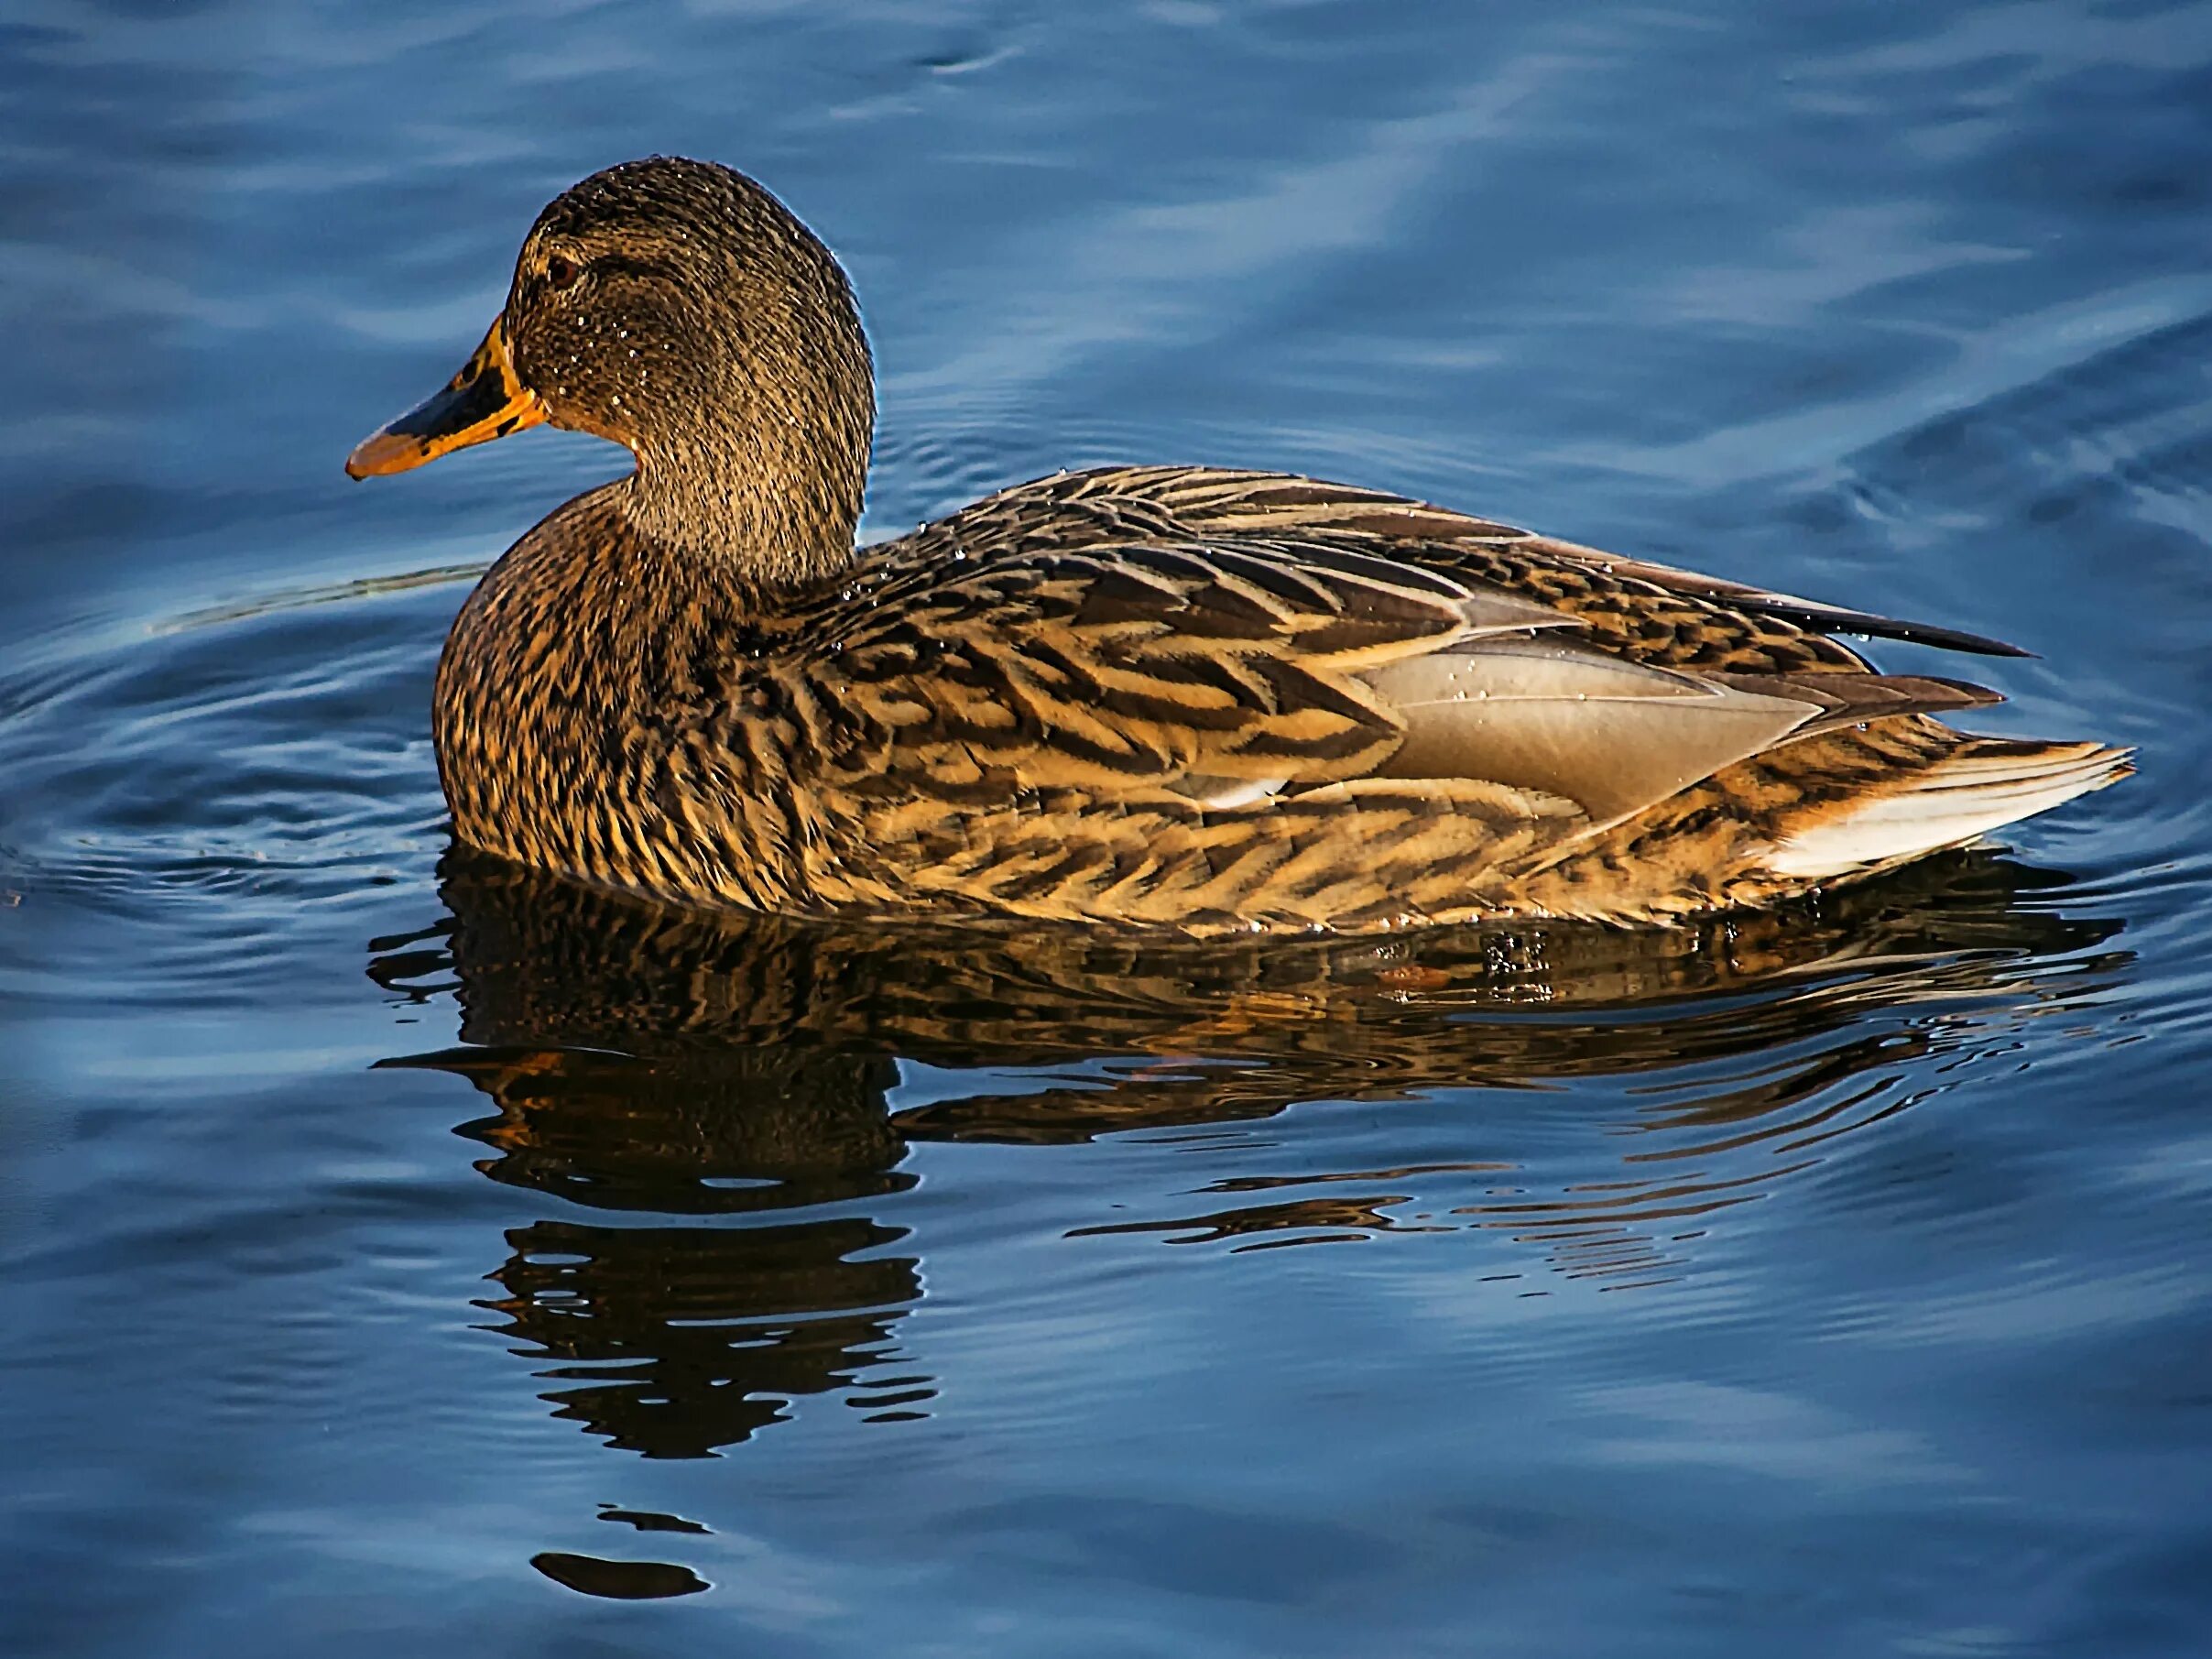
[801, 469, 2000, 846]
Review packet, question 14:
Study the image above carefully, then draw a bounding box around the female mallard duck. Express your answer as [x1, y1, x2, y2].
[348, 157, 2127, 935]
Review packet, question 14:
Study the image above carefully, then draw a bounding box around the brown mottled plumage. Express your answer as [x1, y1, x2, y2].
[347, 157, 2130, 935]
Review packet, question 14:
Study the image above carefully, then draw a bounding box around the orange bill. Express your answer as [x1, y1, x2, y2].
[345, 318, 546, 478]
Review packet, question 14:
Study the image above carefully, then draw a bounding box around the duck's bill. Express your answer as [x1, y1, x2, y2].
[345, 318, 546, 479]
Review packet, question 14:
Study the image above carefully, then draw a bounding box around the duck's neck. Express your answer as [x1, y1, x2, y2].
[621, 406, 871, 589]
[624, 429, 871, 593]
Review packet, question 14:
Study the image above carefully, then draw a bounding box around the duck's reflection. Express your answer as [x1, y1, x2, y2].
[373, 847, 2123, 1457]
[485, 1214, 920, 1458]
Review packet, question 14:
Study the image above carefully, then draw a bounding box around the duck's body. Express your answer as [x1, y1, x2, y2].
[354, 158, 2127, 934]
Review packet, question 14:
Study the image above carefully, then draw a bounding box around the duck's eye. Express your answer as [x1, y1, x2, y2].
[545, 253, 583, 291]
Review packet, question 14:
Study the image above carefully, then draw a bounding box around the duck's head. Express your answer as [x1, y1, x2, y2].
[347, 157, 875, 582]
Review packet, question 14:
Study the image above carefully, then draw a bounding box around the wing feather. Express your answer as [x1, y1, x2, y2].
[801, 466, 2020, 842]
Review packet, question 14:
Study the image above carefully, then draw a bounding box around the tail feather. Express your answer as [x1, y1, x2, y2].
[1764, 738, 2132, 879]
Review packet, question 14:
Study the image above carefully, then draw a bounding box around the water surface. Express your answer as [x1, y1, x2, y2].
[5, 2, 2211, 1654]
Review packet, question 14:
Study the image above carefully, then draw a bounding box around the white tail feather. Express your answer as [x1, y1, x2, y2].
[1765, 741, 2131, 879]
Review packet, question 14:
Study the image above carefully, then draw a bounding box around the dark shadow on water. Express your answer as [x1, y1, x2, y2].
[371, 846, 2127, 1466]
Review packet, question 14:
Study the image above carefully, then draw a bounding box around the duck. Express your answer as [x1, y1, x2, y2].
[346, 156, 2129, 935]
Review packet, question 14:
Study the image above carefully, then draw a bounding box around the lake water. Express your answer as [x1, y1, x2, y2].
[5, 2, 2211, 1654]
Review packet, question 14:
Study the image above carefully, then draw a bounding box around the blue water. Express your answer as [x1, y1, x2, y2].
[5, 2, 2211, 1654]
